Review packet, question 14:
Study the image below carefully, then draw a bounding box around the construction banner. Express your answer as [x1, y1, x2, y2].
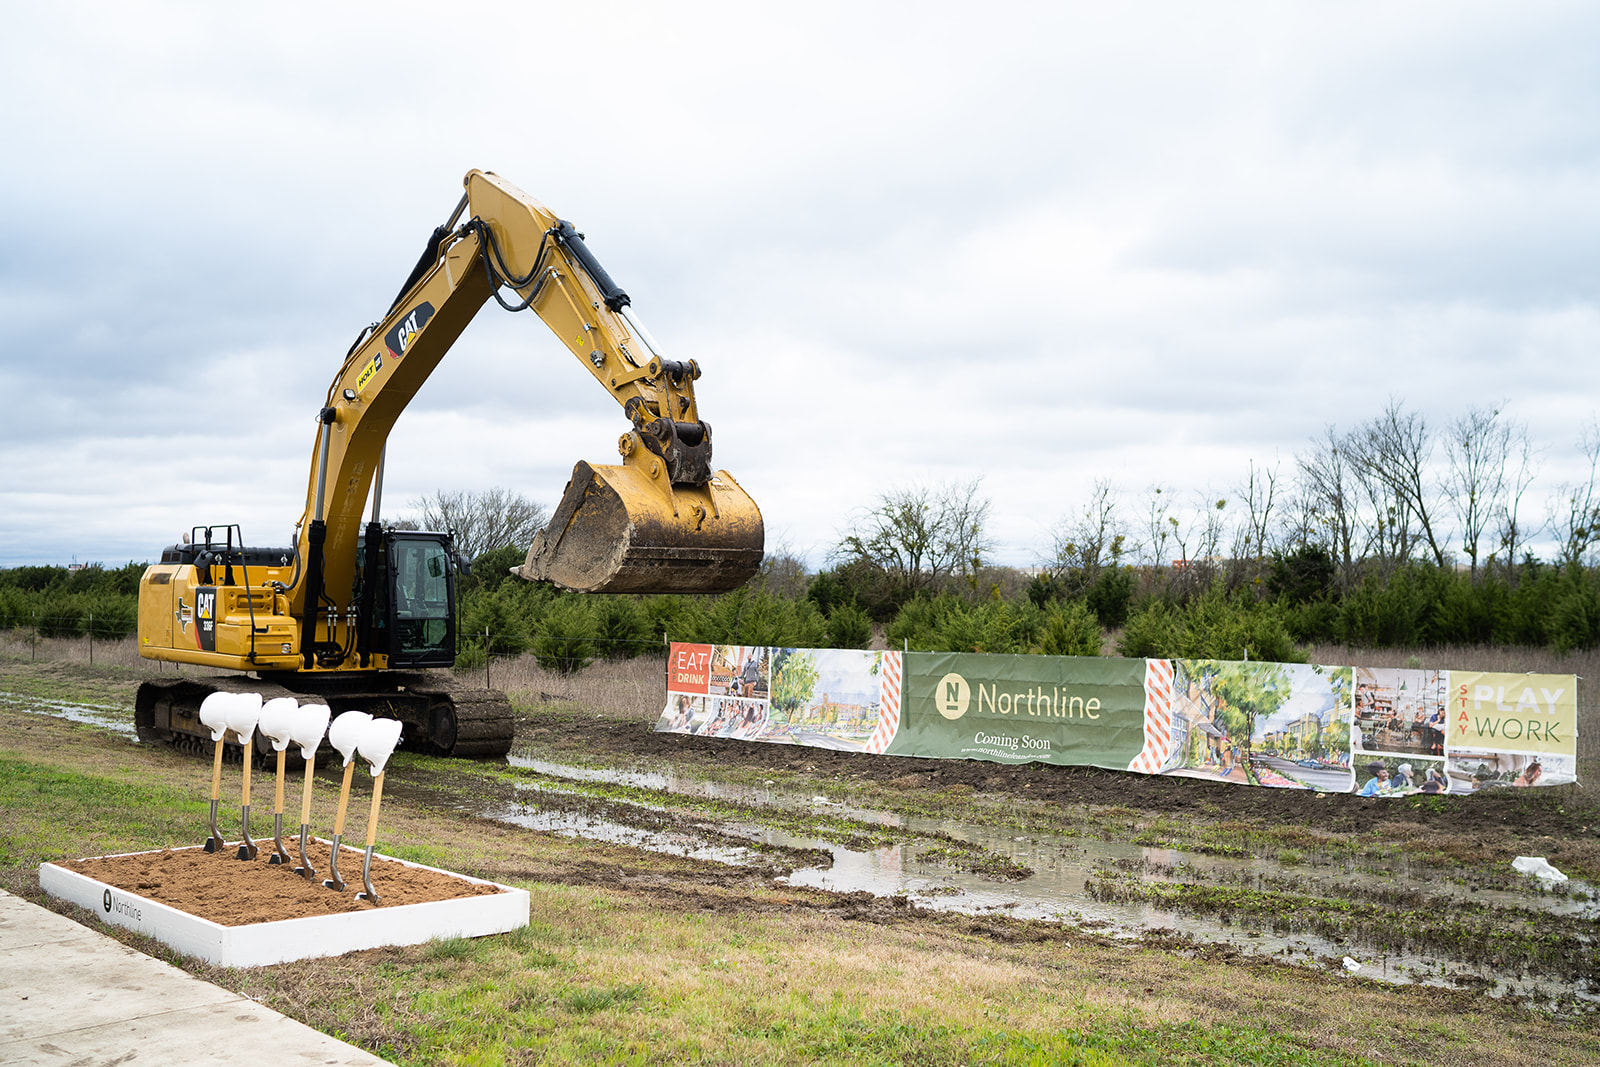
[655, 644, 1579, 794]
[886, 652, 1146, 768]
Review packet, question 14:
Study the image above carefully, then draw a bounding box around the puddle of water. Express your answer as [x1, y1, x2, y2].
[505, 754, 1599, 1006]
[0, 691, 137, 738]
[491, 800, 765, 867]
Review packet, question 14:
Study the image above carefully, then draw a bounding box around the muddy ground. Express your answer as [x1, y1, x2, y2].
[6, 642, 1600, 1027]
[557, 707, 1599, 840]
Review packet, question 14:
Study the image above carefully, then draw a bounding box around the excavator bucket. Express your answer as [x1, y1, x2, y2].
[515, 461, 764, 594]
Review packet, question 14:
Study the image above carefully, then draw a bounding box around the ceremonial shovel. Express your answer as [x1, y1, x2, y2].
[197, 692, 232, 853]
[256, 697, 299, 865]
[224, 693, 263, 860]
[322, 711, 372, 891]
[289, 703, 331, 880]
[353, 717, 404, 904]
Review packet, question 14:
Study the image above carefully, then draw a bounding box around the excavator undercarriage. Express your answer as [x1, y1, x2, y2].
[135, 671, 514, 765]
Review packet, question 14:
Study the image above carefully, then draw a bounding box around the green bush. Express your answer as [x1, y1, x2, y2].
[1039, 600, 1104, 657]
[1549, 572, 1600, 654]
[459, 586, 532, 657]
[643, 595, 694, 644]
[1268, 545, 1336, 605]
[0, 587, 32, 630]
[1084, 567, 1134, 628]
[37, 599, 85, 638]
[805, 560, 907, 622]
[532, 598, 597, 673]
[885, 594, 1047, 655]
[593, 596, 653, 659]
[1117, 586, 1301, 662]
[83, 594, 137, 640]
[825, 602, 873, 649]
[465, 545, 527, 595]
[1279, 597, 1339, 644]
[685, 588, 829, 648]
[1333, 570, 1435, 647]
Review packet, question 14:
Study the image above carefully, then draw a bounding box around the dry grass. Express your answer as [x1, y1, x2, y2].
[485, 653, 668, 720]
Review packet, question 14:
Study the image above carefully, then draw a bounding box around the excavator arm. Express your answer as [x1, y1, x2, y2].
[291, 170, 763, 654]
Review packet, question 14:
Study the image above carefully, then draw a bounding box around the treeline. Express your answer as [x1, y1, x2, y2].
[12, 391, 1600, 671]
[453, 544, 1600, 673]
[4, 551, 1599, 671]
[0, 562, 144, 638]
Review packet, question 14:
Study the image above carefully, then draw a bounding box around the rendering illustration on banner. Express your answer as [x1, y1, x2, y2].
[657, 644, 1578, 795]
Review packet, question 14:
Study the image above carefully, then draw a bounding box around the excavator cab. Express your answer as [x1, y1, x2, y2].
[387, 534, 457, 665]
[355, 531, 459, 668]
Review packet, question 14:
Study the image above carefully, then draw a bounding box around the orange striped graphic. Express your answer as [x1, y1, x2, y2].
[864, 651, 903, 754]
[1129, 659, 1175, 774]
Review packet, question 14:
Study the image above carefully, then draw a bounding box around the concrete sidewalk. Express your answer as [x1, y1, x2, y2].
[0, 889, 393, 1066]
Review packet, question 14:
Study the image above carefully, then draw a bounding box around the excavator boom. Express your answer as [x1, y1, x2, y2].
[304, 168, 763, 605]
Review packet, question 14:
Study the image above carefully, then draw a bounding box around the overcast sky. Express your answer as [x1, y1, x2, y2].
[4, 2, 1599, 571]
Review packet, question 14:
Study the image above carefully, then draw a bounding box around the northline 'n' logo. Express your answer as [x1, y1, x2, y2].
[936, 673, 970, 720]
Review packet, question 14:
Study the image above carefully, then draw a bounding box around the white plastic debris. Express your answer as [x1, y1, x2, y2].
[1511, 856, 1568, 884]
[1342, 957, 1361, 974]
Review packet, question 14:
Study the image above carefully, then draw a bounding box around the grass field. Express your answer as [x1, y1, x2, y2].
[4, 638, 1600, 1065]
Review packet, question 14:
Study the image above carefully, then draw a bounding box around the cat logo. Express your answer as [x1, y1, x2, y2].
[197, 590, 215, 621]
[384, 301, 436, 360]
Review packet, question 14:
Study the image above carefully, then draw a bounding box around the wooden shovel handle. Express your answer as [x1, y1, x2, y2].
[274, 749, 287, 816]
[332, 761, 356, 835]
[210, 739, 225, 802]
[364, 771, 386, 849]
[300, 756, 316, 825]
[239, 743, 252, 807]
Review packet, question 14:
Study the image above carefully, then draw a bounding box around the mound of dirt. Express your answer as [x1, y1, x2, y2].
[59, 841, 502, 926]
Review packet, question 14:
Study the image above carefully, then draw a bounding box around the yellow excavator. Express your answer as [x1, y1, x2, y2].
[135, 169, 763, 759]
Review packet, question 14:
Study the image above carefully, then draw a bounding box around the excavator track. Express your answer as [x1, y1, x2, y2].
[134, 671, 516, 762]
[136, 676, 303, 768]
[399, 677, 516, 758]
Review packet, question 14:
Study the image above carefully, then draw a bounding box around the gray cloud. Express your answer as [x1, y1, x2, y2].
[3, 2, 1599, 569]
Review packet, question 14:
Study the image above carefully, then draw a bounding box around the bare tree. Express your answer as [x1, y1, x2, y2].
[1550, 419, 1600, 569]
[1445, 406, 1511, 576]
[1141, 485, 1174, 570]
[408, 487, 550, 561]
[834, 478, 993, 596]
[1231, 459, 1280, 587]
[1345, 400, 1449, 567]
[1295, 426, 1361, 587]
[1048, 478, 1129, 591]
[1170, 495, 1228, 566]
[756, 535, 810, 599]
[1494, 421, 1541, 579]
